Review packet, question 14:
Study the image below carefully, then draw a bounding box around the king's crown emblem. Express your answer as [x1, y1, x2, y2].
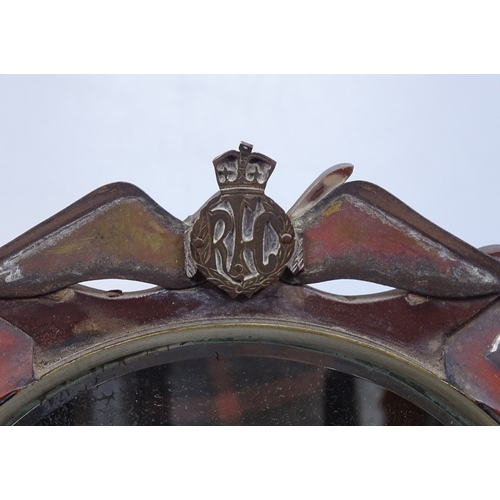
[213, 141, 276, 191]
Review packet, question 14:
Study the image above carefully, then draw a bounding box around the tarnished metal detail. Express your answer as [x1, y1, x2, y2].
[183, 226, 198, 279]
[288, 229, 304, 275]
[188, 143, 297, 297]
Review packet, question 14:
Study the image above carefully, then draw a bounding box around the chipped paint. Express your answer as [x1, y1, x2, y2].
[0, 265, 22, 283]
[322, 200, 343, 217]
[490, 333, 500, 354]
[405, 293, 429, 306]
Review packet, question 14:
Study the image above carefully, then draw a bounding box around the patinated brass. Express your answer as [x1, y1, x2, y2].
[185, 142, 298, 297]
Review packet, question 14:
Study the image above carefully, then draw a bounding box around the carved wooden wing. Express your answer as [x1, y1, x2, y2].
[285, 165, 500, 298]
[0, 182, 199, 298]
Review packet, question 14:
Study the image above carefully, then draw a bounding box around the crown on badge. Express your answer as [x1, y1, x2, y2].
[212, 141, 277, 192]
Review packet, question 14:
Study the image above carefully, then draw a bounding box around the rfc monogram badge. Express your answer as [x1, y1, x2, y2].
[185, 142, 299, 298]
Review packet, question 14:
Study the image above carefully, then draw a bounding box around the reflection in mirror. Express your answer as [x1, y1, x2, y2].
[26, 354, 441, 426]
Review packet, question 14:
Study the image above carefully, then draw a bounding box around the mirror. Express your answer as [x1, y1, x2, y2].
[16, 343, 442, 426]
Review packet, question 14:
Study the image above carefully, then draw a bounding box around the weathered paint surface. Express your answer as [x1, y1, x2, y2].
[0, 318, 34, 400]
[0, 182, 200, 298]
[0, 282, 495, 380]
[445, 297, 500, 415]
[287, 181, 500, 298]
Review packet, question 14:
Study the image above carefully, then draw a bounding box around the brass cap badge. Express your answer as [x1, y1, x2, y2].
[185, 142, 300, 298]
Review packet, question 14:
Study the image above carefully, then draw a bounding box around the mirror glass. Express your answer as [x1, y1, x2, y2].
[22, 348, 441, 426]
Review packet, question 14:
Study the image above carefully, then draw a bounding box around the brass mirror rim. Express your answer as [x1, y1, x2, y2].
[0, 322, 495, 426]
